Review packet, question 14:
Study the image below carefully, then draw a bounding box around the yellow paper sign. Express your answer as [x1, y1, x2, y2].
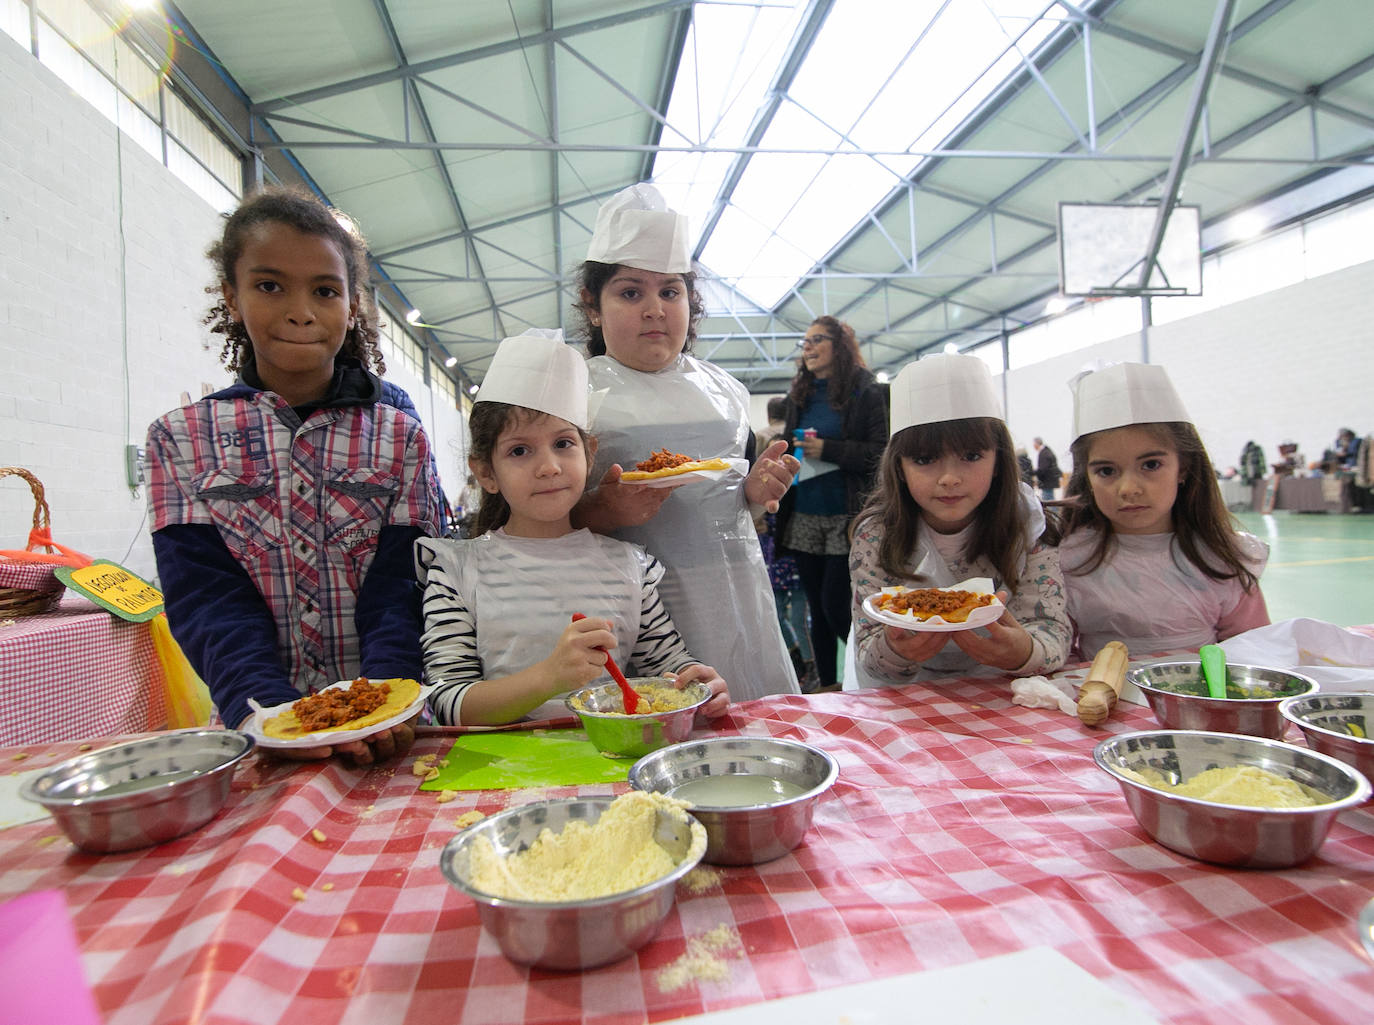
[57, 560, 164, 621]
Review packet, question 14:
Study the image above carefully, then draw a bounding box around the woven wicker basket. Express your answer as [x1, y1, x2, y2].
[0, 467, 66, 617]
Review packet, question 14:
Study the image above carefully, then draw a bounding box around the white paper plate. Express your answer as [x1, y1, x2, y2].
[619, 467, 730, 488]
[862, 579, 1003, 633]
[244, 679, 426, 751]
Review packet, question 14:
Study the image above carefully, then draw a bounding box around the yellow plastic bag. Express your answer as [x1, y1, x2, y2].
[149, 613, 214, 728]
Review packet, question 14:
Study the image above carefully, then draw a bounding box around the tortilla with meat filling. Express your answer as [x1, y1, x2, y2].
[875, 587, 994, 623]
[262, 677, 421, 740]
[620, 448, 730, 481]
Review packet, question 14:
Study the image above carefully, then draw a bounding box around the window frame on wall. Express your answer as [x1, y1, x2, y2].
[3, 0, 242, 212]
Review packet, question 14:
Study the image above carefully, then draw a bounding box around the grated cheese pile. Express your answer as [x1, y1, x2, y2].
[656, 925, 744, 991]
[1123, 764, 1325, 808]
[467, 791, 704, 901]
[680, 865, 722, 894]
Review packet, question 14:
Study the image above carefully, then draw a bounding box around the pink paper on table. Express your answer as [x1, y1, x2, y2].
[0, 890, 103, 1025]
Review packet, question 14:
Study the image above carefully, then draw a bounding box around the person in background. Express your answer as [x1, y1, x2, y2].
[1239, 440, 1266, 485]
[775, 316, 887, 691]
[1314, 428, 1360, 475]
[417, 331, 727, 726]
[146, 185, 440, 762]
[1016, 446, 1034, 487]
[758, 395, 789, 454]
[756, 395, 815, 687]
[850, 354, 1070, 685]
[1059, 362, 1270, 659]
[1033, 436, 1060, 501]
[573, 183, 801, 700]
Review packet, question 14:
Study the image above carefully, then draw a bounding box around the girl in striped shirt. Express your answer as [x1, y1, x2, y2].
[417, 332, 729, 726]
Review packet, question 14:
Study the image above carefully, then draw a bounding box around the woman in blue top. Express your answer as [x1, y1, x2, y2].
[775, 316, 888, 690]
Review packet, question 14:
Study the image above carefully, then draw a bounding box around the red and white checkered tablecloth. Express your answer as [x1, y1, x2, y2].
[0, 594, 168, 745]
[1, 677, 1371, 1025]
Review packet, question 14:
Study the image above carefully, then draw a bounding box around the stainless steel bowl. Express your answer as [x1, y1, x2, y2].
[1280, 692, 1374, 785]
[438, 796, 706, 970]
[566, 678, 711, 758]
[628, 736, 839, 865]
[1126, 661, 1317, 739]
[1094, 729, 1370, 868]
[20, 730, 255, 853]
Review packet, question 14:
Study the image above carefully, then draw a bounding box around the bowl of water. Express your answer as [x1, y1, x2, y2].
[628, 736, 838, 864]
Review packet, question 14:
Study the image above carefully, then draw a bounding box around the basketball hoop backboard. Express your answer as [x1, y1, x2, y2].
[1058, 202, 1203, 297]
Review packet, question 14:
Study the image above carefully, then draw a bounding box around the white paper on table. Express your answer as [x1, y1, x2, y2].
[1221, 618, 1374, 689]
[0, 767, 53, 831]
[796, 457, 840, 484]
[661, 947, 1160, 1025]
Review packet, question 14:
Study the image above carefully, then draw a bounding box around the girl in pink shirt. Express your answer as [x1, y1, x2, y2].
[1059, 363, 1270, 659]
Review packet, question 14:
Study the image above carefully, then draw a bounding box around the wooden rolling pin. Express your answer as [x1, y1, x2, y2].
[1076, 641, 1129, 727]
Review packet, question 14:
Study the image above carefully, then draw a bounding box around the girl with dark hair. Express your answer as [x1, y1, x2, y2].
[1059, 362, 1269, 659]
[416, 332, 727, 726]
[573, 184, 801, 700]
[850, 354, 1070, 684]
[146, 184, 440, 762]
[775, 316, 887, 691]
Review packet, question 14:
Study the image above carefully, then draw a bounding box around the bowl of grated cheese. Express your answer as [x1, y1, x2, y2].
[1094, 729, 1369, 868]
[438, 791, 706, 970]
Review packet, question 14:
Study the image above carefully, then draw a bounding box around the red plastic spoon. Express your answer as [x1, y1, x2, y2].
[571, 613, 639, 713]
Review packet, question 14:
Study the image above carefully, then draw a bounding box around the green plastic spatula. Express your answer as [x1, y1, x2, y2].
[1199, 644, 1227, 699]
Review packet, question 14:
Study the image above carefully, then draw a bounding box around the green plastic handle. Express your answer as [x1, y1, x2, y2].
[1200, 644, 1227, 699]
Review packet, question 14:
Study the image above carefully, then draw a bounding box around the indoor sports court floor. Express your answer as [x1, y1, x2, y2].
[1234, 510, 1374, 627]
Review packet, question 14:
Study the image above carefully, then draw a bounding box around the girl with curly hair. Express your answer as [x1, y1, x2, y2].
[145, 185, 441, 762]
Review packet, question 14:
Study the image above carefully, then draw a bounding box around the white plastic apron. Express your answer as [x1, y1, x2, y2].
[417, 530, 645, 721]
[1062, 530, 1268, 660]
[587, 354, 799, 700]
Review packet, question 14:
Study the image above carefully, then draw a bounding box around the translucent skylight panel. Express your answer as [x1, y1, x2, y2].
[652, 1, 808, 248]
[785, 1, 951, 133]
[657, 0, 1068, 311]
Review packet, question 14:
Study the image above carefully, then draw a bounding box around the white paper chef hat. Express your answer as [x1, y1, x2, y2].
[1070, 361, 1192, 440]
[475, 328, 590, 429]
[889, 353, 1003, 435]
[585, 183, 691, 273]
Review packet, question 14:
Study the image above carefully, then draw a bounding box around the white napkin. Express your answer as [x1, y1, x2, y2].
[1011, 675, 1077, 716]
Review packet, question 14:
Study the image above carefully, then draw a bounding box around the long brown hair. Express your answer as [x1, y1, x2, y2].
[466, 402, 593, 537]
[852, 416, 1031, 593]
[204, 184, 385, 376]
[573, 261, 705, 357]
[788, 316, 868, 410]
[1060, 422, 1259, 590]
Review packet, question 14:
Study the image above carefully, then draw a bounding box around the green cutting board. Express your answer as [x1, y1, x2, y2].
[421, 729, 635, 790]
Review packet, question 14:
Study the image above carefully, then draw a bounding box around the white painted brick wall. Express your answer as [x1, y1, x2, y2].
[0, 34, 465, 585]
[1004, 260, 1374, 481]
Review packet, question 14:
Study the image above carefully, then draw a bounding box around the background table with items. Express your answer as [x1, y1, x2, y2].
[1, 671, 1371, 1025]
[1247, 476, 1354, 513]
[0, 594, 167, 746]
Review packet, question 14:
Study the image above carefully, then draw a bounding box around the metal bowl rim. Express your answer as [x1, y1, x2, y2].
[1127, 662, 1319, 704]
[564, 680, 712, 721]
[627, 736, 840, 810]
[1092, 728, 1372, 813]
[1279, 693, 1374, 745]
[439, 795, 706, 910]
[18, 729, 255, 809]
